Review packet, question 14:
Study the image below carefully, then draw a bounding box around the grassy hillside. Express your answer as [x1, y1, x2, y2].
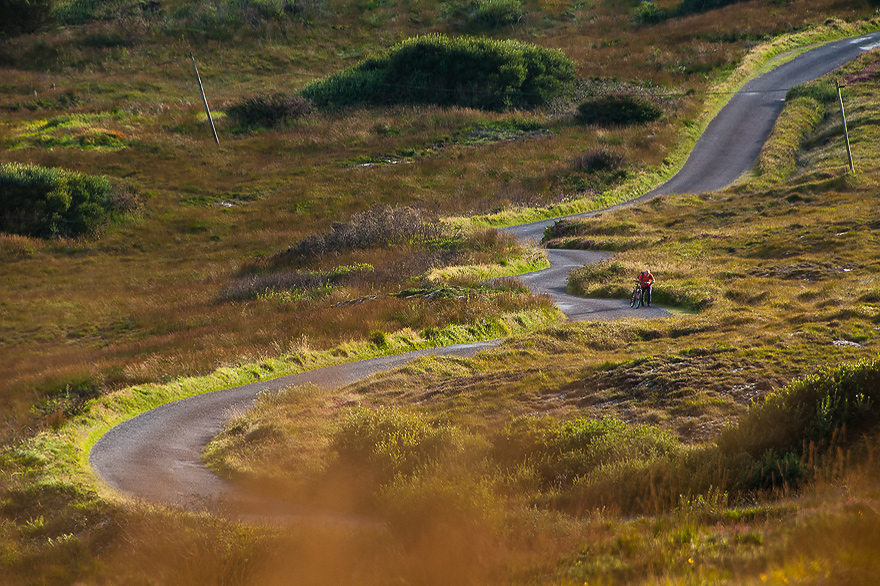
[2, 0, 880, 583]
[1, 0, 876, 431]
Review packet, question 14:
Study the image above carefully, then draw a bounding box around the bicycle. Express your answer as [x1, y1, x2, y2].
[630, 280, 645, 308]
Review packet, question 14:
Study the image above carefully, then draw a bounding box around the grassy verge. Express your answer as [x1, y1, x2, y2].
[47, 302, 564, 483]
[0, 294, 561, 583]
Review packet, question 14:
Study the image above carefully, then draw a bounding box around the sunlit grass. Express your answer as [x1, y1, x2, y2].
[8, 112, 138, 151]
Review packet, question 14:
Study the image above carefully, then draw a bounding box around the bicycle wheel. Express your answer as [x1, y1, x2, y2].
[630, 286, 640, 308]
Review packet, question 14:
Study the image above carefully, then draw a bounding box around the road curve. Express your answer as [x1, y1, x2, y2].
[90, 31, 880, 518]
[503, 30, 880, 241]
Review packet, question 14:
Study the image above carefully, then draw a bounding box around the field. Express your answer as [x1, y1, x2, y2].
[2, 0, 880, 583]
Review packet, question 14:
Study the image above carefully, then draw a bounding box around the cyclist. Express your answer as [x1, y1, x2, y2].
[637, 268, 655, 307]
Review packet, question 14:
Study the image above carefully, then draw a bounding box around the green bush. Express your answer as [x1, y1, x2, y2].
[576, 95, 663, 126]
[785, 82, 839, 104]
[2, 0, 54, 35]
[630, 0, 665, 26]
[331, 407, 463, 483]
[301, 34, 575, 111]
[0, 162, 138, 238]
[226, 93, 313, 129]
[718, 358, 880, 459]
[472, 0, 524, 28]
[170, 0, 313, 35]
[52, 0, 133, 26]
[492, 416, 679, 488]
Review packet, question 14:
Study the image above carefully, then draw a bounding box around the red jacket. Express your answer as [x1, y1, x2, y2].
[638, 271, 654, 288]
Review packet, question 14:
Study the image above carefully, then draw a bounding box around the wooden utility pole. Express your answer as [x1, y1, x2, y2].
[190, 54, 220, 145]
[837, 80, 854, 175]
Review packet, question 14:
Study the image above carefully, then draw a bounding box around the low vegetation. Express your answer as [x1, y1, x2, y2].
[575, 94, 664, 127]
[2, 0, 880, 584]
[197, 47, 880, 584]
[0, 162, 140, 238]
[301, 34, 576, 111]
[226, 93, 313, 130]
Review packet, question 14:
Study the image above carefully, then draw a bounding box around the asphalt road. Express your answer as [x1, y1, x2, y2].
[502, 30, 880, 240]
[89, 30, 880, 519]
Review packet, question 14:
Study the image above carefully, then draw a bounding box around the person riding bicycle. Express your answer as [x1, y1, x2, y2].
[637, 268, 654, 307]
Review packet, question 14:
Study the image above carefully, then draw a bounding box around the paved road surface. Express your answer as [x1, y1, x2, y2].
[503, 31, 880, 240]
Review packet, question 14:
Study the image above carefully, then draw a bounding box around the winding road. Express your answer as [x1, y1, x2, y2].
[90, 30, 880, 519]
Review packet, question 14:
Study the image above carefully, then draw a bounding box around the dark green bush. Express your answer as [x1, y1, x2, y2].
[576, 95, 663, 126]
[226, 93, 313, 129]
[734, 449, 805, 492]
[718, 358, 880, 459]
[785, 82, 838, 104]
[0, 163, 139, 238]
[571, 148, 626, 173]
[630, 0, 665, 26]
[301, 34, 575, 111]
[674, 0, 745, 16]
[472, 0, 524, 28]
[52, 0, 133, 26]
[1, 0, 54, 35]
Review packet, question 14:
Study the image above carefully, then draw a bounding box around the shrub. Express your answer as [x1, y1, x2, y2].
[571, 148, 626, 173]
[673, 0, 746, 16]
[369, 330, 389, 349]
[226, 93, 313, 129]
[566, 259, 629, 296]
[52, 0, 133, 26]
[220, 263, 374, 301]
[785, 82, 838, 104]
[2, 0, 54, 35]
[0, 162, 139, 238]
[631, 0, 665, 26]
[718, 358, 880, 460]
[332, 407, 463, 483]
[301, 34, 575, 111]
[275, 205, 453, 261]
[472, 0, 524, 28]
[575, 95, 663, 127]
[491, 416, 679, 488]
[170, 0, 314, 32]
